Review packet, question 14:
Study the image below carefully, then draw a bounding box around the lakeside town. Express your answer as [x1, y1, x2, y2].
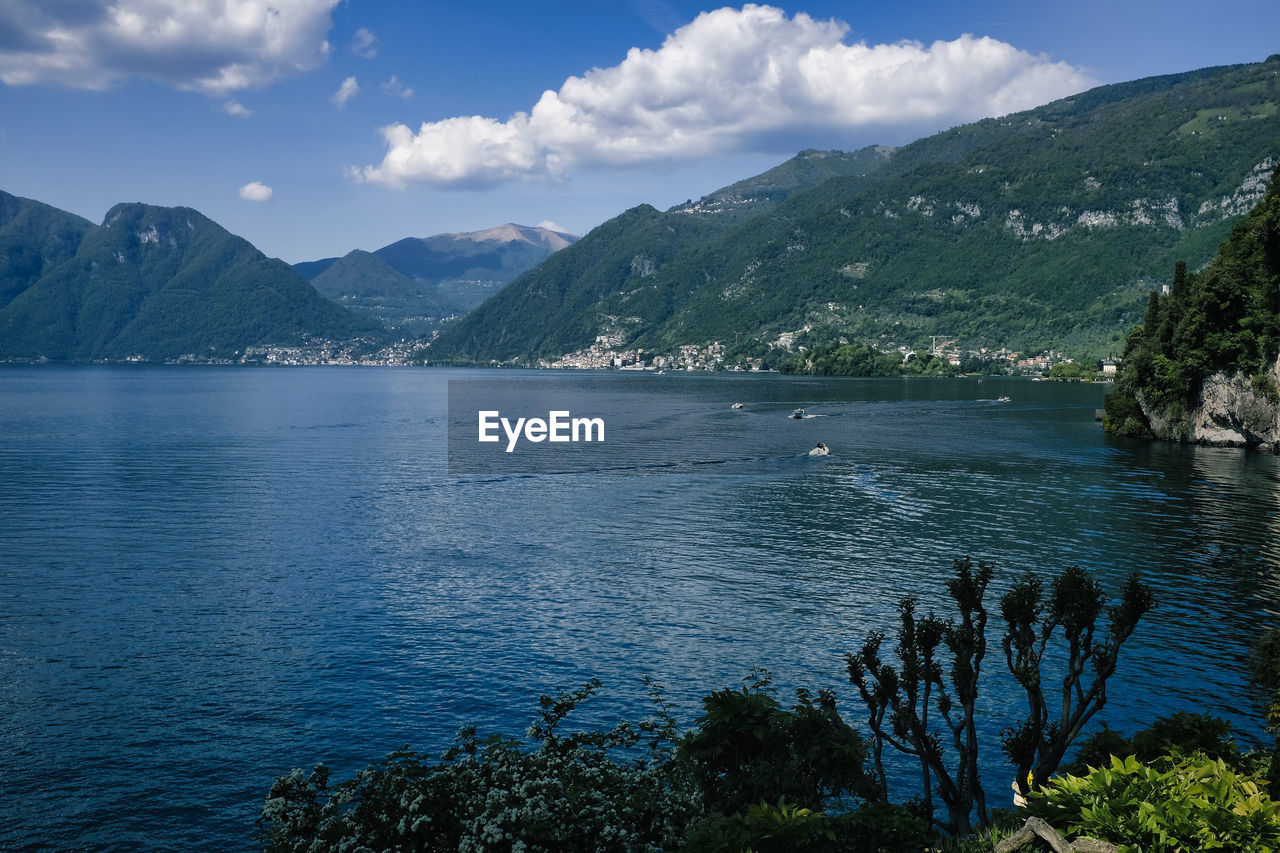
[92, 330, 1113, 377]
[4, 327, 1116, 376]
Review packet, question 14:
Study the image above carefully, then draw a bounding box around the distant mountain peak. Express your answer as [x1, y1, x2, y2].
[442, 223, 576, 250]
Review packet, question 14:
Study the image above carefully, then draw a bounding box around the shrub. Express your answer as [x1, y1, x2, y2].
[679, 674, 874, 815]
[1027, 753, 1280, 852]
[261, 675, 925, 853]
[259, 680, 701, 853]
[1251, 627, 1280, 692]
[683, 799, 934, 853]
[1062, 712, 1240, 778]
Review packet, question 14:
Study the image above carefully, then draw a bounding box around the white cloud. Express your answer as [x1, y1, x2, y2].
[353, 4, 1098, 189]
[0, 0, 339, 94]
[331, 76, 359, 108]
[221, 101, 253, 119]
[351, 27, 378, 59]
[239, 181, 273, 202]
[537, 219, 567, 233]
[381, 75, 413, 99]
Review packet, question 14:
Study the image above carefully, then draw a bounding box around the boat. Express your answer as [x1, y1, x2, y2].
[791, 408, 805, 419]
[731, 402, 743, 409]
[808, 442, 829, 456]
[997, 395, 1011, 403]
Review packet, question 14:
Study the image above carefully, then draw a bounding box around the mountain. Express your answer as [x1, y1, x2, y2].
[307, 250, 447, 336]
[431, 58, 1280, 366]
[294, 223, 578, 335]
[1102, 161, 1280, 448]
[0, 200, 380, 362]
[431, 147, 894, 362]
[666, 146, 897, 223]
[0, 190, 95, 311]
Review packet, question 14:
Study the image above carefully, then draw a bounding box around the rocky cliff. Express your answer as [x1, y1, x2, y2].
[1139, 359, 1280, 450]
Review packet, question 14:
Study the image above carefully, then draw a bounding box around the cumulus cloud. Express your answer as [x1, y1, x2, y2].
[351, 27, 378, 59]
[331, 75, 359, 108]
[353, 4, 1097, 189]
[0, 0, 339, 94]
[381, 75, 413, 99]
[537, 219, 568, 233]
[221, 101, 253, 119]
[239, 181, 273, 202]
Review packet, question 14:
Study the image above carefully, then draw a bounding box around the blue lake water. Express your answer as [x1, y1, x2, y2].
[1, 367, 1277, 851]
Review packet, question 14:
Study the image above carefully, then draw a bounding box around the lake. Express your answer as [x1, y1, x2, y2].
[1, 367, 1277, 851]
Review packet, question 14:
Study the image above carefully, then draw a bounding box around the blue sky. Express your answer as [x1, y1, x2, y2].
[1, 1, 1277, 264]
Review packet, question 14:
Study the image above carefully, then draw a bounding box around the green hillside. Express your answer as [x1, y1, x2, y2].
[309, 249, 455, 336]
[0, 202, 380, 361]
[296, 223, 580, 336]
[431, 146, 894, 362]
[0, 191, 94, 310]
[432, 58, 1280, 365]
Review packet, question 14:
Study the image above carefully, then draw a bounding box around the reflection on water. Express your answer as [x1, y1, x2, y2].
[1, 368, 1277, 851]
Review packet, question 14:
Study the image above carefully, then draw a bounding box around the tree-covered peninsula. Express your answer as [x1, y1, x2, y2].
[1103, 162, 1280, 448]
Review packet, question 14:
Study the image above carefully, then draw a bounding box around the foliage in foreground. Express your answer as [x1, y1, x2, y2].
[260, 557, 1163, 852]
[1028, 753, 1280, 852]
[259, 674, 931, 853]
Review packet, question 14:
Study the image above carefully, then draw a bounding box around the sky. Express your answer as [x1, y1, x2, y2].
[1, 1, 1278, 264]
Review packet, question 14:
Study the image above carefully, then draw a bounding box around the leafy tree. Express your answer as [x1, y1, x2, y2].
[847, 559, 1151, 837]
[846, 556, 994, 835]
[1000, 568, 1154, 800]
[1105, 162, 1280, 439]
[678, 671, 875, 815]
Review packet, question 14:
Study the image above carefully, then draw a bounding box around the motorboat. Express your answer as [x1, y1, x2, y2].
[791, 408, 805, 419]
[997, 395, 1011, 403]
[731, 402, 743, 409]
[808, 442, 830, 456]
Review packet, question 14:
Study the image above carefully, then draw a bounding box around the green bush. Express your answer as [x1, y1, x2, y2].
[682, 800, 840, 853]
[678, 676, 874, 815]
[259, 680, 701, 853]
[683, 800, 934, 853]
[1129, 712, 1238, 764]
[1252, 628, 1280, 692]
[1028, 753, 1280, 852]
[260, 675, 935, 853]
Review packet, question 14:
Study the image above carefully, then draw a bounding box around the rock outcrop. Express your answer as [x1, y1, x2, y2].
[1140, 357, 1280, 450]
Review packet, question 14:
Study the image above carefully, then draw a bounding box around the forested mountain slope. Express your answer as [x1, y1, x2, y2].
[0, 201, 379, 361]
[433, 58, 1280, 365]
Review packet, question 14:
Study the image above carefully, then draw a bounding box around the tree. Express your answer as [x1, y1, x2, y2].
[1000, 568, 1154, 800]
[847, 559, 1152, 836]
[846, 556, 993, 836]
[1250, 627, 1280, 788]
[678, 671, 875, 816]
